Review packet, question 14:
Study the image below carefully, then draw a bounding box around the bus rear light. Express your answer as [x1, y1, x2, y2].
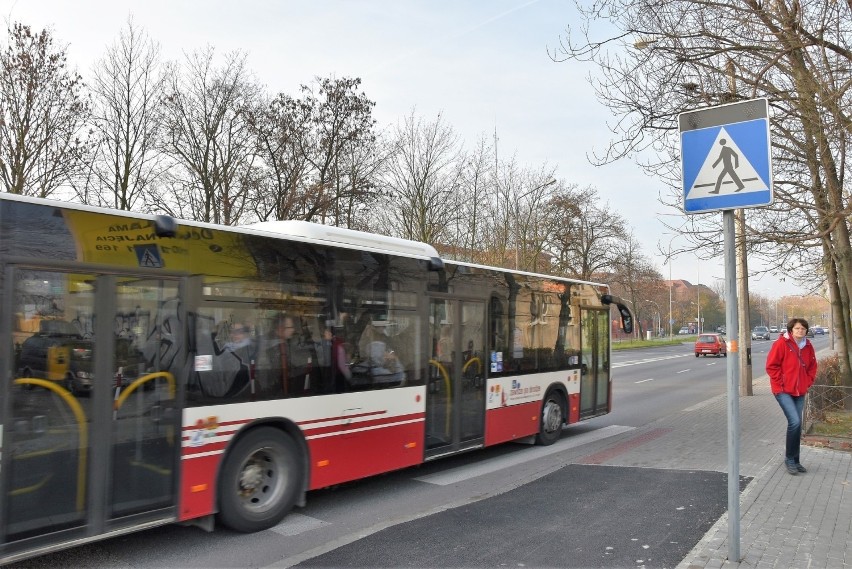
[316, 459, 330, 467]
[190, 484, 208, 493]
[404, 442, 417, 449]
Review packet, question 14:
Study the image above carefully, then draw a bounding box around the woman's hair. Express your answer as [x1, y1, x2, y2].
[786, 318, 809, 333]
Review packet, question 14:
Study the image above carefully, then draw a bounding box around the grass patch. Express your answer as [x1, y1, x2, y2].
[612, 337, 691, 350]
[810, 410, 852, 439]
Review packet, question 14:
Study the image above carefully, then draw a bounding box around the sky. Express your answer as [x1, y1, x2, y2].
[0, 0, 803, 299]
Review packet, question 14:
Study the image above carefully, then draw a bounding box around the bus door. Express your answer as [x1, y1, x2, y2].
[425, 298, 486, 459]
[1, 268, 184, 551]
[579, 308, 611, 419]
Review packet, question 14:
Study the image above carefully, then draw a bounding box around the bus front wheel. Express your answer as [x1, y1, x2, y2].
[218, 427, 302, 533]
[535, 391, 565, 446]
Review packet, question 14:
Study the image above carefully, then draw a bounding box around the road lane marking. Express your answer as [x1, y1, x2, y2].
[635, 378, 655, 384]
[414, 425, 635, 486]
[612, 353, 693, 368]
[676, 369, 691, 374]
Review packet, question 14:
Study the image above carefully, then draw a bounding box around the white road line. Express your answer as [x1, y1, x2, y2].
[414, 425, 636, 486]
[635, 378, 655, 384]
[612, 353, 692, 368]
[676, 369, 691, 374]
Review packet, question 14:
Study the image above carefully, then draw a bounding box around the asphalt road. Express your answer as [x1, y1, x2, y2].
[296, 465, 745, 569]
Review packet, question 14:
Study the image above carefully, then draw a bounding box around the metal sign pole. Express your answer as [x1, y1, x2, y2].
[723, 209, 741, 561]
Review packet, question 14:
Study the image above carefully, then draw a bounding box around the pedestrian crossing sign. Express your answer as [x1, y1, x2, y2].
[133, 244, 164, 268]
[679, 98, 773, 214]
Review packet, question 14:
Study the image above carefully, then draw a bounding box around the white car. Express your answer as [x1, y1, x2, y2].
[769, 326, 778, 333]
[678, 327, 691, 335]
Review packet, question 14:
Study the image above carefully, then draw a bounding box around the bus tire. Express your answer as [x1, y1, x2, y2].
[217, 426, 302, 533]
[535, 391, 565, 446]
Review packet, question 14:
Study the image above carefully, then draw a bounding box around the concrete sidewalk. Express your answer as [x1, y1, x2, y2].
[672, 376, 852, 569]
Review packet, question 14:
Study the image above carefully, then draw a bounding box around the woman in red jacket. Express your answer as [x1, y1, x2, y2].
[765, 318, 818, 475]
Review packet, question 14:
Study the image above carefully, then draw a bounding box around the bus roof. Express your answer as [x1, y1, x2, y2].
[445, 258, 608, 290]
[0, 193, 441, 261]
[243, 220, 440, 259]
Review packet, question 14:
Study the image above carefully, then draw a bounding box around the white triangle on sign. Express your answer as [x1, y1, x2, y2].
[686, 127, 768, 199]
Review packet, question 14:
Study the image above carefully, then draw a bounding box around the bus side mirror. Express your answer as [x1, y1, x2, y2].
[618, 305, 633, 334]
[601, 294, 634, 335]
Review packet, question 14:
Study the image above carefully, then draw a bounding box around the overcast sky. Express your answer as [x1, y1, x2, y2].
[1, 0, 802, 300]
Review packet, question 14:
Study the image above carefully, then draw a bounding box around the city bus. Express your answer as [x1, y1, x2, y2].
[0, 193, 632, 563]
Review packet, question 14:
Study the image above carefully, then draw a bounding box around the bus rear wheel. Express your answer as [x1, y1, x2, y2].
[217, 427, 302, 533]
[535, 391, 565, 446]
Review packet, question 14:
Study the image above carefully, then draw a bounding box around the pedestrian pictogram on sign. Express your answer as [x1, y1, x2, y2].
[134, 244, 164, 268]
[679, 98, 773, 213]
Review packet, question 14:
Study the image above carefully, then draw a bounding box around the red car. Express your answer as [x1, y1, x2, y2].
[694, 333, 727, 357]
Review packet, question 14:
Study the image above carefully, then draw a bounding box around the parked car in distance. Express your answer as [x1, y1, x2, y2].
[678, 327, 691, 335]
[695, 333, 727, 357]
[806, 327, 815, 338]
[769, 325, 778, 333]
[813, 326, 825, 335]
[752, 326, 771, 340]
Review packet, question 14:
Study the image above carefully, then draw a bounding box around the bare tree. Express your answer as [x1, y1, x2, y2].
[84, 18, 165, 211]
[299, 77, 377, 225]
[248, 78, 381, 228]
[554, 0, 852, 386]
[0, 23, 89, 197]
[377, 110, 464, 244]
[248, 92, 315, 221]
[609, 231, 666, 337]
[442, 134, 497, 264]
[514, 169, 559, 272]
[547, 186, 627, 280]
[158, 47, 260, 225]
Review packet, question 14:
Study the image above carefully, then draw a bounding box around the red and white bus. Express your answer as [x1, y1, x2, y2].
[0, 193, 632, 563]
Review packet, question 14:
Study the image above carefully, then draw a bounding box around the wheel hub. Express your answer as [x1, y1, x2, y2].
[239, 460, 265, 497]
[543, 401, 562, 432]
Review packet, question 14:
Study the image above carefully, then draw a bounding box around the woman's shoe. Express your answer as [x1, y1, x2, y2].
[795, 463, 807, 473]
[785, 460, 798, 475]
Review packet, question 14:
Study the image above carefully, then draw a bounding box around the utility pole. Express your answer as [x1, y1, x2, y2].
[728, 61, 753, 396]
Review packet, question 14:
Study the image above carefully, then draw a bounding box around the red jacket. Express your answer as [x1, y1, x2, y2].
[765, 332, 817, 396]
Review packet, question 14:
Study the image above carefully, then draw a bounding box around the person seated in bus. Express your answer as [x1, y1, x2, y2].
[350, 339, 405, 387]
[210, 322, 256, 399]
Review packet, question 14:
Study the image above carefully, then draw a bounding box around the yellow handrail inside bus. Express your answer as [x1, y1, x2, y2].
[115, 371, 177, 445]
[428, 359, 452, 436]
[462, 356, 482, 375]
[13, 378, 88, 512]
[114, 371, 176, 409]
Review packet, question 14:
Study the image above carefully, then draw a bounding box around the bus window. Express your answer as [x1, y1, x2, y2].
[192, 309, 260, 402]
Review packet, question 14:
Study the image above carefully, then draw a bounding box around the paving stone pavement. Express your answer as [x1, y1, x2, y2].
[580, 351, 852, 568]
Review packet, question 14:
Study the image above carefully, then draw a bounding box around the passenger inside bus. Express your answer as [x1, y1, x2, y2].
[211, 322, 256, 398]
[351, 321, 405, 388]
